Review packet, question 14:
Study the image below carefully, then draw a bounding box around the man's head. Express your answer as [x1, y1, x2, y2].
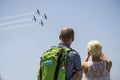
[87, 40, 102, 57]
[59, 27, 74, 45]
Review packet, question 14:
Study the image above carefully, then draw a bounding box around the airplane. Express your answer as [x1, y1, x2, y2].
[40, 20, 43, 26]
[44, 13, 47, 20]
[33, 16, 37, 22]
[36, 9, 40, 15]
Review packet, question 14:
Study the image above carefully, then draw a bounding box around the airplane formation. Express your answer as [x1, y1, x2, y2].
[32, 9, 47, 26]
[0, 9, 47, 29]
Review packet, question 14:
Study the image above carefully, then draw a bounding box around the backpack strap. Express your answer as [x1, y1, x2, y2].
[54, 47, 72, 80]
[40, 57, 42, 80]
[54, 48, 64, 80]
[40, 66, 42, 80]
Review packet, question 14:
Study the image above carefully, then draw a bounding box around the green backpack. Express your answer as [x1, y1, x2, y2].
[37, 46, 72, 80]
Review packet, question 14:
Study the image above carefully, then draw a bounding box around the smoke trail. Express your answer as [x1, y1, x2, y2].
[0, 23, 38, 30]
[0, 12, 34, 21]
[0, 18, 32, 26]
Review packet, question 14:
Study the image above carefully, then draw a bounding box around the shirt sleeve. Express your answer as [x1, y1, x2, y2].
[69, 50, 82, 71]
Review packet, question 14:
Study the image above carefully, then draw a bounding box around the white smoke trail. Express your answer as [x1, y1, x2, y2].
[0, 12, 34, 21]
[0, 23, 38, 30]
[0, 18, 32, 26]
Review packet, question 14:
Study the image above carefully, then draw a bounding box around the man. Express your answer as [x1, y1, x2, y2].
[58, 27, 82, 80]
[82, 40, 112, 80]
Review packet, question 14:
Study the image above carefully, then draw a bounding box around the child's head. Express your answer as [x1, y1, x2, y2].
[87, 40, 102, 56]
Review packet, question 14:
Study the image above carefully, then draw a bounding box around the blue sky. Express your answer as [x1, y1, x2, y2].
[0, 0, 120, 80]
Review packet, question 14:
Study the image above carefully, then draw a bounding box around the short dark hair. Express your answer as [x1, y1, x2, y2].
[59, 27, 74, 42]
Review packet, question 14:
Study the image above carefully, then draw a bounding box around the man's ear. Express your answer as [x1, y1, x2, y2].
[59, 35, 61, 40]
[72, 36, 74, 41]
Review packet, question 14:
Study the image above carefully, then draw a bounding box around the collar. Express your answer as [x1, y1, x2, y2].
[58, 43, 70, 48]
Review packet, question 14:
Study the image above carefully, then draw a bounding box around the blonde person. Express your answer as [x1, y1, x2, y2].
[82, 40, 112, 80]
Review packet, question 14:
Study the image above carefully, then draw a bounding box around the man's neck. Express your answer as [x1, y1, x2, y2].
[60, 41, 71, 47]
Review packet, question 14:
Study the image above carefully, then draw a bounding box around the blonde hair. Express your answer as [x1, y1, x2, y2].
[87, 40, 102, 56]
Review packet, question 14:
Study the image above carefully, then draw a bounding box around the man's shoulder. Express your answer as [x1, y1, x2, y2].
[68, 49, 80, 59]
[69, 49, 79, 54]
